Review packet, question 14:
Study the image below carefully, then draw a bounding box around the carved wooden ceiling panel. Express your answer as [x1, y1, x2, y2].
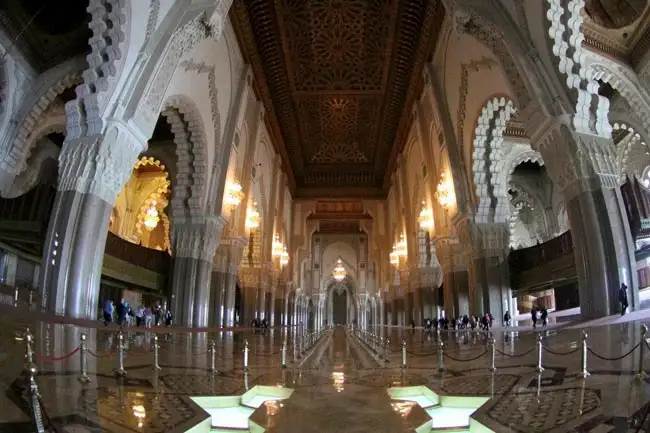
[231, 0, 444, 198]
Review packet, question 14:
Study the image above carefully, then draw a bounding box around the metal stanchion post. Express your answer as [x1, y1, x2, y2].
[78, 333, 91, 383]
[281, 339, 287, 369]
[21, 329, 45, 433]
[114, 332, 127, 377]
[401, 340, 407, 369]
[292, 336, 297, 363]
[489, 335, 496, 372]
[535, 333, 544, 373]
[244, 339, 249, 372]
[153, 335, 161, 371]
[208, 340, 217, 372]
[437, 339, 444, 372]
[13, 287, 19, 307]
[579, 330, 589, 378]
[384, 338, 389, 360]
[637, 325, 648, 380]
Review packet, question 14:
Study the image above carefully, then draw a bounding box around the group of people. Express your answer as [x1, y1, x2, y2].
[421, 313, 495, 331]
[250, 317, 270, 332]
[530, 307, 549, 328]
[102, 298, 173, 328]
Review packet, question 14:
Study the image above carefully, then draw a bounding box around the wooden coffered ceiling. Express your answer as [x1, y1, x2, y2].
[230, 0, 445, 198]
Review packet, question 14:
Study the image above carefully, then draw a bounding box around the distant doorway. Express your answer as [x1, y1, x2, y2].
[333, 290, 347, 325]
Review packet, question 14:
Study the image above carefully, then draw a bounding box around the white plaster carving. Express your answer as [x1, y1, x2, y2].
[163, 96, 209, 215]
[58, 120, 147, 204]
[139, 15, 217, 127]
[172, 215, 228, 261]
[177, 59, 223, 212]
[545, 0, 611, 137]
[3, 65, 82, 179]
[67, 0, 130, 139]
[472, 97, 516, 223]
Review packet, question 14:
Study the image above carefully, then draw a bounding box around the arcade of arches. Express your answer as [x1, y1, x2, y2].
[2, 0, 650, 329]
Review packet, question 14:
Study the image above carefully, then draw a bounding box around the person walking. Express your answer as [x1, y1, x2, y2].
[531, 307, 538, 329]
[103, 300, 114, 326]
[619, 283, 629, 316]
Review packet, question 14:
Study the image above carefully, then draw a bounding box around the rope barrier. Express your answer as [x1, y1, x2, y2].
[494, 347, 535, 358]
[543, 346, 580, 356]
[587, 343, 640, 362]
[405, 349, 438, 357]
[33, 347, 80, 362]
[444, 350, 488, 362]
[87, 348, 115, 358]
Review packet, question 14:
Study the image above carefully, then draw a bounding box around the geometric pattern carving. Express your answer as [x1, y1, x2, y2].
[231, 0, 445, 194]
[282, 0, 390, 92]
[308, 97, 371, 163]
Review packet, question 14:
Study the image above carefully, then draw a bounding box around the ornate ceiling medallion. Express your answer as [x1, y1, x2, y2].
[230, 0, 445, 196]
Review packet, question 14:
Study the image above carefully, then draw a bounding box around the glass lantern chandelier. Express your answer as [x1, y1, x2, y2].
[389, 246, 399, 266]
[224, 180, 244, 209]
[333, 258, 346, 282]
[436, 172, 455, 209]
[418, 201, 434, 230]
[280, 246, 289, 267]
[245, 201, 261, 229]
[272, 233, 284, 257]
[143, 201, 160, 231]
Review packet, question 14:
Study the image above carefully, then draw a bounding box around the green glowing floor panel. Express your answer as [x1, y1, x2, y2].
[387, 386, 493, 433]
[190, 386, 294, 433]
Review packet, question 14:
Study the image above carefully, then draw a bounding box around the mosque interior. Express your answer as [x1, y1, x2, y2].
[2, 0, 650, 431]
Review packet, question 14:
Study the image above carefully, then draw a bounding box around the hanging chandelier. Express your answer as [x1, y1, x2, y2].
[143, 201, 160, 231]
[280, 246, 289, 267]
[389, 246, 399, 266]
[245, 201, 261, 229]
[224, 180, 244, 209]
[396, 233, 407, 257]
[333, 257, 346, 282]
[418, 201, 434, 230]
[272, 233, 284, 257]
[436, 172, 455, 209]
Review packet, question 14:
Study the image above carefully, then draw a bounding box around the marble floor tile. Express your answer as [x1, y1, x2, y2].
[3, 312, 650, 432]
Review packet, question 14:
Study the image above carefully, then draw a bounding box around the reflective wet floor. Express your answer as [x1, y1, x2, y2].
[2, 309, 650, 432]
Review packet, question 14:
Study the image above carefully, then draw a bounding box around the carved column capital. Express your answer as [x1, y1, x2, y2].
[534, 118, 618, 203]
[172, 215, 227, 261]
[58, 120, 147, 205]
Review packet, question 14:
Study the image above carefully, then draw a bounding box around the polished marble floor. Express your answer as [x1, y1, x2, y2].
[2, 312, 650, 432]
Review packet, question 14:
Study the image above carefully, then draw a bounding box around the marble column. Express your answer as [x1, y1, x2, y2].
[40, 125, 145, 318]
[209, 269, 226, 327]
[222, 242, 244, 327]
[473, 253, 510, 319]
[222, 272, 238, 326]
[536, 124, 638, 319]
[170, 216, 226, 327]
[3, 252, 18, 285]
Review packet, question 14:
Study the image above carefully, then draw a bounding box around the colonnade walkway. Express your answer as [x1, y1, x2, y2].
[3, 309, 650, 432]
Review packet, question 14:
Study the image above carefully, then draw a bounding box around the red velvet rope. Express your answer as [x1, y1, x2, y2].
[34, 347, 80, 362]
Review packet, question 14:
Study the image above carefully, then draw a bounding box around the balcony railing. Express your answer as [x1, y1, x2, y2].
[104, 232, 170, 274]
